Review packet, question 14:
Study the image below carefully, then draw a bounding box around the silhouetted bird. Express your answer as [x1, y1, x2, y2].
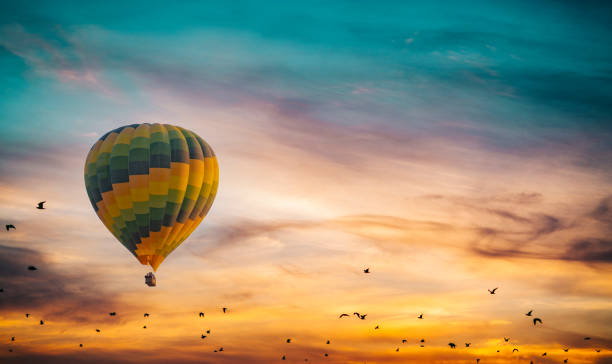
[497, 350, 500, 352]
[286, 339, 291, 343]
[488, 287, 498, 294]
[449, 343, 456, 349]
[512, 348, 519, 352]
[476, 359, 480, 363]
[201, 335, 206, 339]
[564, 359, 568, 363]
[144, 313, 149, 317]
[564, 348, 569, 352]
[418, 314, 423, 319]
[199, 312, 204, 317]
[584, 337, 591, 340]
[596, 349, 601, 353]
[37, 201, 46, 209]
[353, 312, 367, 320]
[28, 266, 37, 271]
[79, 344, 83, 348]
[11, 337, 15, 341]
[206, 329, 210, 334]
[282, 356, 286, 360]
[465, 343, 471, 347]
[374, 325, 379, 330]
[96, 329, 100, 333]
[143, 325, 147, 329]
[504, 337, 509, 342]
[396, 347, 399, 352]
[222, 307, 228, 313]
[420, 339, 425, 343]
[5, 224, 15, 231]
[219, 347, 224, 352]
[533, 318, 542, 326]
[363, 268, 370, 273]
[526, 310, 533, 316]
[0, 288, 3, 292]
[9, 349, 13, 352]
[40, 320, 44, 325]
[324, 353, 328, 357]
[326, 340, 330, 344]
[402, 339, 407, 343]
[25, 314, 29, 318]
[542, 352, 547, 356]
[339, 313, 349, 318]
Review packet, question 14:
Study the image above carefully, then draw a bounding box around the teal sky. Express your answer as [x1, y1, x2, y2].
[1, 2, 611, 364]
[2, 1, 612, 147]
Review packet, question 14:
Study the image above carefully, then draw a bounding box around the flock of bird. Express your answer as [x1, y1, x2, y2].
[1, 204, 607, 362]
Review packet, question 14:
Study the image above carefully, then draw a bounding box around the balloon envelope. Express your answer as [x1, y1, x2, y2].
[84, 123, 218, 271]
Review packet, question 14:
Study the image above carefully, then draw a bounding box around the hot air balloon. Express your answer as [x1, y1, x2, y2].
[84, 123, 218, 272]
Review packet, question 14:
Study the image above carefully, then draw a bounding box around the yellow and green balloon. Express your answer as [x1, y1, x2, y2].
[84, 123, 218, 271]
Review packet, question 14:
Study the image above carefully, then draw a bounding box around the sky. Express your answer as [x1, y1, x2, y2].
[0, 0, 611, 363]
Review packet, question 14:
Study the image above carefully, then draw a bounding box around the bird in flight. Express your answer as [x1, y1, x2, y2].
[396, 347, 399, 352]
[25, 314, 29, 318]
[5, 224, 15, 231]
[40, 320, 44, 325]
[417, 314, 423, 319]
[488, 287, 498, 294]
[324, 353, 328, 357]
[326, 340, 330, 344]
[563, 348, 569, 352]
[564, 359, 568, 363]
[420, 339, 425, 343]
[476, 359, 480, 363]
[542, 352, 547, 356]
[28, 266, 38, 271]
[339, 313, 349, 318]
[79, 344, 83, 348]
[512, 348, 519, 352]
[144, 313, 150, 317]
[222, 307, 228, 313]
[282, 356, 286, 360]
[143, 325, 147, 329]
[36, 201, 46, 209]
[374, 325, 379, 330]
[533, 318, 542, 326]
[0, 288, 3, 292]
[596, 349, 601, 352]
[286, 339, 291, 343]
[526, 310, 533, 316]
[465, 343, 471, 347]
[363, 268, 370, 273]
[504, 337, 509, 342]
[354, 312, 367, 320]
[199, 312, 204, 317]
[109, 312, 116, 316]
[402, 339, 407, 343]
[584, 337, 591, 340]
[201, 334, 207, 339]
[11, 337, 15, 341]
[448, 343, 456, 349]
[95, 329, 100, 333]
[206, 329, 210, 334]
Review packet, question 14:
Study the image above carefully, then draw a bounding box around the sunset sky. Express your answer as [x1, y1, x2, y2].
[1, 1, 611, 363]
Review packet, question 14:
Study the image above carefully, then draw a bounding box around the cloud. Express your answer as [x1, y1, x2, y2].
[561, 238, 612, 263]
[0, 244, 118, 320]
